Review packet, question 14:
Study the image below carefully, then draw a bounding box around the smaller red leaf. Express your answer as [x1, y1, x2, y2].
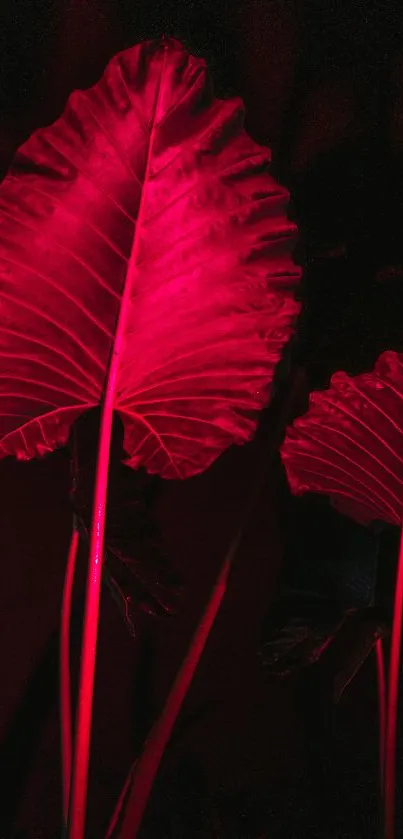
[281, 351, 403, 526]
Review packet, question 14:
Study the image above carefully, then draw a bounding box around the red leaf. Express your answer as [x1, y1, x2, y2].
[0, 38, 300, 478]
[281, 351, 403, 526]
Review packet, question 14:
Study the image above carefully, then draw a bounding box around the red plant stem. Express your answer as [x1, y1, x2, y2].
[384, 525, 403, 839]
[67, 227, 143, 839]
[60, 524, 80, 825]
[67, 60, 165, 839]
[66, 383, 116, 839]
[375, 638, 386, 797]
[117, 550, 233, 839]
[67, 323, 136, 839]
[105, 761, 138, 839]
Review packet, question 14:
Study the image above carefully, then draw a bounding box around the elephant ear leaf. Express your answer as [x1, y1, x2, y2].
[0, 37, 300, 478]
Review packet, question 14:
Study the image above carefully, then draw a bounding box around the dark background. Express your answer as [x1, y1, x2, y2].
[0, 1, 403, 837]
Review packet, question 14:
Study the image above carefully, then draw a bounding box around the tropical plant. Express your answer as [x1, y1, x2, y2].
[0, 36, 301, 839]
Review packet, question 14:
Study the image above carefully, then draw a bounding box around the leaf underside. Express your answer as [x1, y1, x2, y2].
[0, 37, 300, 478]
[281, 350, 403, 526]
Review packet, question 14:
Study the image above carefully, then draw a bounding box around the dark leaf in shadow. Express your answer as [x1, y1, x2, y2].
[260, 495, 388, 692]
[70, 409, 183, 636]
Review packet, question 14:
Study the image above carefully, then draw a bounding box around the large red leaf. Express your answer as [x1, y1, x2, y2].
[0, 37, 300, 479]
[281, 351, 403, 526]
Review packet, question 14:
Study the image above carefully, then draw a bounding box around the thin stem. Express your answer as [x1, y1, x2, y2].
[117, 550, 233, 839]
[384, 525, 403, 839]
[375, 638, 386, 801]
[105, 761, 138, 839]
[60, 523, 80, 826]
[66, 381, 116, 839]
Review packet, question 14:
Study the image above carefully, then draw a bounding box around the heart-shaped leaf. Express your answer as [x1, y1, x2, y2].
[0, 37, 300, 478]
